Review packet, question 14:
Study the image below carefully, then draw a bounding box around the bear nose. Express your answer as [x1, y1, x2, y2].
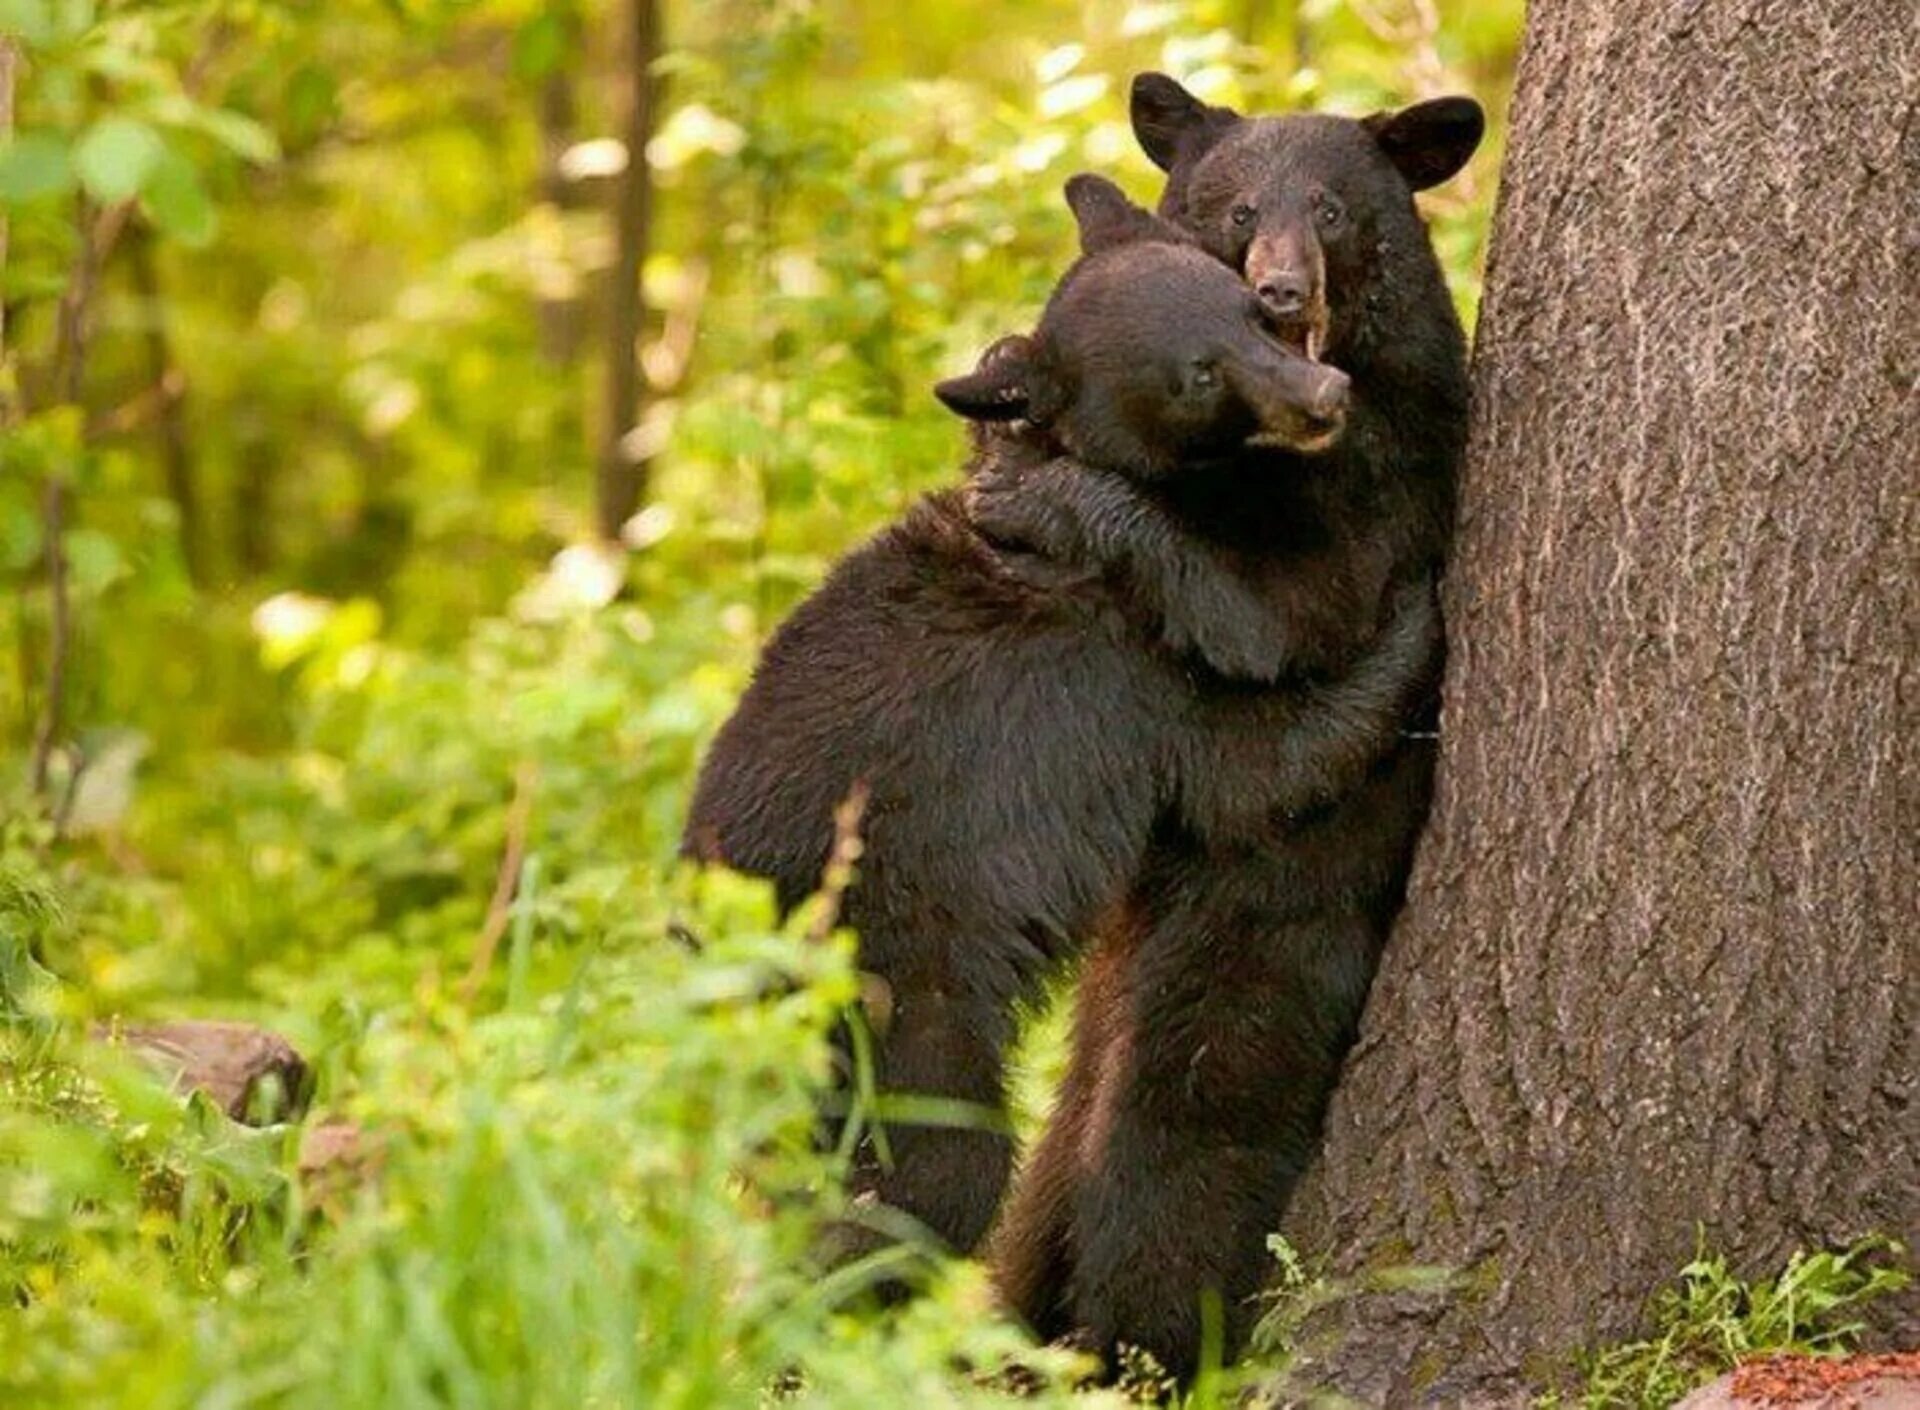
[1256, 273, 1310, 319]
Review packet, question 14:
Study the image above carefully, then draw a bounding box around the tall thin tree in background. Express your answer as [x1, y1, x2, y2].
[128, 230, 199, 584]
[535, 2, 585, 367]
[1279, 0, 1918, 1401]
[0, 36, 14, 397]
[595, 0, 661, 540]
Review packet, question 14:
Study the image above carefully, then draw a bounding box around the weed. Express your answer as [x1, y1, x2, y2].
[1545, 1235, 1912, 1409]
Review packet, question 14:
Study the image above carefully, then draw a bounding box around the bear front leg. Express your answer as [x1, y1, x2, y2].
[1252, 571, 1441, 811]
[966, 455, 1297, 681]
[1178, 573, 1441, 841]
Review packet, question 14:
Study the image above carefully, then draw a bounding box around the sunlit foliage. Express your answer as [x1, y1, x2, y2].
[1, 2, 1520, 1403]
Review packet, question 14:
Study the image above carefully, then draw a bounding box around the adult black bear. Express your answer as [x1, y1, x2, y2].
[683, 177, 1436, 1265]
[986, 77, 1482, 1377]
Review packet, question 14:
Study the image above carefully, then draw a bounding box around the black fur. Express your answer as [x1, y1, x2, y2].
[682, 205, 1440, 1272]
[987, 79, 1481, 1377]
[962, 180, 1350, 684]
[934, 186, 1351, 483]
[968, 449, 1298, 682]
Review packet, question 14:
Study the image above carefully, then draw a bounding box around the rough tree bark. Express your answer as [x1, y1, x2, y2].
[1279, 1, 1919, 1403]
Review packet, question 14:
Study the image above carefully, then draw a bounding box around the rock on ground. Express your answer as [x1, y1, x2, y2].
[99, 1019, 310, 1124]
[1677, 1353, 1920, 1409]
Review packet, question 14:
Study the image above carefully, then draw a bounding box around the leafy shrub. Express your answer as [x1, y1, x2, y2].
[3, 859, 1113, 1407]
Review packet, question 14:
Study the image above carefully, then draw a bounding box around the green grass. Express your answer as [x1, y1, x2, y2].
[1546, 1235, 1911, 1409]
[1, 859, 1120, 1408]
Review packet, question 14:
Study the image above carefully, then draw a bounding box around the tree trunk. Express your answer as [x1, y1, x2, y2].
[536, 24, 584, 367]
[594, 0, 660, 541]
[1, 37, 16, 407]
[1279, 1, 1919, 1403]
[128, 230, 199, 584]
[234, 436, 274, 576]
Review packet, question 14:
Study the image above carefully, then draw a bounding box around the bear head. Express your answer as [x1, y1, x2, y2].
[934, 174, 1352, 475]
[1130, 72, 1483, 364]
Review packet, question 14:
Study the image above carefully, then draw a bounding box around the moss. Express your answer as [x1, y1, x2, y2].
[1461, 1252, 1504, 1306]
[1365, 1234, 1417, 1270]
[1409, 1348, 1450, 1393]
[1520, 1347, 1574, 1402]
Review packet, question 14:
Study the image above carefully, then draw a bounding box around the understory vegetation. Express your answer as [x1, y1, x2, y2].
[13, 3, 1902, 1408]
[1550, 1239, 1911, 1410]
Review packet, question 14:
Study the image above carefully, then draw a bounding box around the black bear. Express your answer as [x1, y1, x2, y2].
[960, 176, 1353, 687]
[682, 175, 1437, 1267]
[985, 77, 1482, 1377]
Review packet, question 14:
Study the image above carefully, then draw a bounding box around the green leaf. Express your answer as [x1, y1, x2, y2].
[0, 0, 56, 45]
[62, 728, 148, 833]
[79, 42, 169, 86]
[0, 132, 75, 203]
[63, 527, 129, 594]
[191, 106, 280, 165]
[50, 0, 94, 39]
[74, 116, 162, 202]
[285, 64, 339, 138]
[142, 147, 216, 246]
[512, 10, 569, 79]
[0, 487, 43, 572]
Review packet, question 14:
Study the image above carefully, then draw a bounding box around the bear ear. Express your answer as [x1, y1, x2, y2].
[1363, 95, 1484, 191]
[1063, 173, 1172, 254]
[936, 336, 1043, 423]
[1130, 72, 1240, 173]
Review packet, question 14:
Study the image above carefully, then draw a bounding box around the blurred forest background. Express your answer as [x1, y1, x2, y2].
[1, 2, 1520, 1405]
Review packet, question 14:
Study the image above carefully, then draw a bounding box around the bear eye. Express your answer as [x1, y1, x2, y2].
[1229, 203, 1256, 227]
[1189, 360, 1220, 390]
[1315, 194, 1347, 230]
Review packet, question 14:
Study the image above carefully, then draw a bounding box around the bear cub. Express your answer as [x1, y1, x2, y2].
[952, 174, 1355, 685]
[984, 76, 1483, 1380]
[683, 175, 1438, 1269]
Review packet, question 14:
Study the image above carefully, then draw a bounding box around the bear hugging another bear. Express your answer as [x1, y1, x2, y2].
[682, 72, 1483, 1380]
